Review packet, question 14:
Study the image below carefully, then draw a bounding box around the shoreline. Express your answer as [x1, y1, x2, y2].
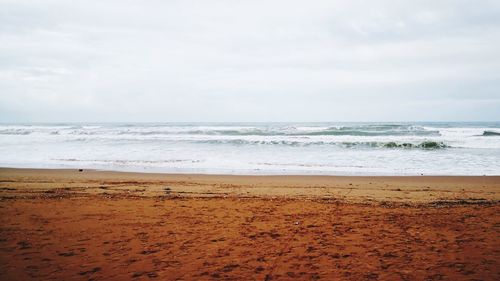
[1, 165, 499, 177]
[1, 167, 499, 204]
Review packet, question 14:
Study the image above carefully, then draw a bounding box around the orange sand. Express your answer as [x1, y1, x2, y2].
[0, 168, 499, 280]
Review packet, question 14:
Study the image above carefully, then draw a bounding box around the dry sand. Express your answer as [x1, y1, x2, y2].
[0, 168, 499, 280]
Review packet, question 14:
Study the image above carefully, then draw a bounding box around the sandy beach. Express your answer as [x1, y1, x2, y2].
[3, 0, 500, 280]
[0, 168, 499, 280]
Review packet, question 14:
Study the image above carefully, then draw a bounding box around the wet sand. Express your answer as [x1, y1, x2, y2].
[0, 168, 499, 280]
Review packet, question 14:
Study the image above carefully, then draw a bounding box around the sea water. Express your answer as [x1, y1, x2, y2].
[0, 122, 499, 175]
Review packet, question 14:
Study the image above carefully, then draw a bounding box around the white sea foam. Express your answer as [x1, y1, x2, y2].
[0, 122, 499, 175]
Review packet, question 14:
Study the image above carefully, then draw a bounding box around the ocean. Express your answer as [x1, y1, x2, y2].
[0, 122, 499, 175]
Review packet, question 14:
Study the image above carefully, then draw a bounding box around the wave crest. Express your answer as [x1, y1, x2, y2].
[483, 131, 500, 136]
[197, 139, 449, 149]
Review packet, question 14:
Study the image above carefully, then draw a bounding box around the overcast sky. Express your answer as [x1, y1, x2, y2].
[0, 0, 499, 122]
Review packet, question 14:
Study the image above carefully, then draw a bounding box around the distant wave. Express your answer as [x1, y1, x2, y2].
[182, 125, 440, 136]
[0, 124, 440, 137]
[0, 129, 32, 135]
[301, 128, 439, 136]
[483, 131, 500, 136]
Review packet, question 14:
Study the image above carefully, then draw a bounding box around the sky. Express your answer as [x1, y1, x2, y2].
[0, 0, 499, 122]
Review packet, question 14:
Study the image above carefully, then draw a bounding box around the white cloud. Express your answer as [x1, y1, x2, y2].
[0, 0, 499, 122]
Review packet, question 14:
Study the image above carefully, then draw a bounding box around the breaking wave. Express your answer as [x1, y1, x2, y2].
[483, 131, 500, 136]
[197, 139, 449, 149]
